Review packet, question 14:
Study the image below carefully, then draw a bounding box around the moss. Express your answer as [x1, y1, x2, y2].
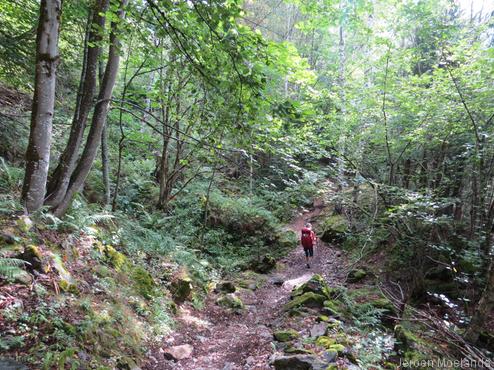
[317, 214, 348, 243]
[292, 274, 333, 299]
[285, 346, 313, 354]
[216, 294, 244, 310]
[284, 292, 326, 311]
[328, 343, 345, 352]
[347, 268, 367, 283]
[318, 315, 329, 322]
[273, 329, 299, 342]
[132, 266, 156, 299]
[104, 245, 129, 272]
[170, 274, 193, 302]
[323, 300, 343, 316]
[316, 336, 336, 348]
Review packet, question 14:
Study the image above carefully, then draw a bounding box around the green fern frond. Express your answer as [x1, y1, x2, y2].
[0, 257, 27, 279]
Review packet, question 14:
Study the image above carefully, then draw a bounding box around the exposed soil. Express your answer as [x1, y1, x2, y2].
[145, 204, 347, 370]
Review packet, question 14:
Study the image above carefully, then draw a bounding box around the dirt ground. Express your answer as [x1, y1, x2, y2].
[144, 205, 347, 370]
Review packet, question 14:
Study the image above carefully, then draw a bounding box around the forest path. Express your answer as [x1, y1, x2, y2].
[145, 202, 347, 370]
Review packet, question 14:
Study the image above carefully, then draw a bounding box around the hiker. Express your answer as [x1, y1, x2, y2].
[301, 222, 317, 269]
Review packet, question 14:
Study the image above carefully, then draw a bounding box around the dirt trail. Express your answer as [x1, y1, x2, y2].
[145, 205, 346, 370]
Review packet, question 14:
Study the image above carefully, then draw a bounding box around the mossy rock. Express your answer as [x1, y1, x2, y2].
[394, 324, 425, 353]
[347, 269, 367, 283]
[104, 245, 129, 271]
[19, 244, 43, 272]
[274, 329, 299, 342]
[252, 255, 277, 274]
[48, 252, 78, 294]
[292, 274, 332, 299]
[285, 346, 313, 355]
[215, 281, 236, 293]
[315, 336, 336, 349]
[275, 230, 298, 251]
[322, 300, 343, 317]
[216, 293, 244, 310]
[170, 274, 193, 303]
[284, 292, 326, 311]
[327, 344, 345, 353]
[317, 214, 348, 243]
[132, 266, 156, 299]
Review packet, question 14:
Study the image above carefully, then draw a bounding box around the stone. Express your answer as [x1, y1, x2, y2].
[284, 292, 326, 311]
[13, 271, 32, 285]
[116, 356, 141, 370]
[163, 344, 193, 361]
[309, 322, 327, 338]
[215, 281, 236, 293]
[322, 350, 337, 363]
[216, 294, 244, 310]
[270, 275, 285, 286]
[0, 359, 29, 370]
[291, 274, 332, 299]
[347, 269, 367, 283]
[317, 214, 348, 243]
[273, 329, 299, 342]
[285, 347, 313, 355]
[253, 256, 276, 273]
[272, 355, 326, 370]
[19, 245, 43, 272]
[170, 274, 193, 303]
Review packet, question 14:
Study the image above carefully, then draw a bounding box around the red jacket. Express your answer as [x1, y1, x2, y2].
[301, 227, 316, 248]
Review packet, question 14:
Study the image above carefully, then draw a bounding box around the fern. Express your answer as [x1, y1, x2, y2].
[0, 257, 27, 279]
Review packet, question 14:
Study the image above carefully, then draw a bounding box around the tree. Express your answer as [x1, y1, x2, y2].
[51, 0, 128, 217]
[21, 0, 62, 213]
[45, 0, 110, 207]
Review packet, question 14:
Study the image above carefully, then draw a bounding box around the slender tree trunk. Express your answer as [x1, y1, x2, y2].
[45, 0, 109, 207]
[464, 258, 494, 343]
[99, 59, 111, 206]
[51, 0, 128, 217]
[22, 0, 62, 213]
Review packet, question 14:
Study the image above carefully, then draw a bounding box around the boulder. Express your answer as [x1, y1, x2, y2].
[19, 245, 43, 272]
[215, 281, 236, 293]
[13, 271, 32, 285]
[216, 294, 244, 310]
[317, 215, 348, 243]
[309, 322, 327, 338]
[272, 355, 326, 370]
[273, 329, 299, 342]
[284, 292, 326, 311]
[116, 356, 141, 370]
[291, 274, 332, 299]
[163, 344, 193, 361]
[347, 269, 367, 283]
[170, 274, 193, 303]
[253, 256, 276, 274]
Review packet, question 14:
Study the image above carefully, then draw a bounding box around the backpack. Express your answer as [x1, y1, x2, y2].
[301, 227, 314, 248]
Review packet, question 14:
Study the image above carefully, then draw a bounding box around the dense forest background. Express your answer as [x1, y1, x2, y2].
[0, 0, 493, 369]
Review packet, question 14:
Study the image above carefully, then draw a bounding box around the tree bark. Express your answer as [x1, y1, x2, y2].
[22, 0, 62, 213]
[51, 0, 128, 217]
[99, 58, 111, 206]
[464, 258, 494, 343]
[45, 0, 110, 207]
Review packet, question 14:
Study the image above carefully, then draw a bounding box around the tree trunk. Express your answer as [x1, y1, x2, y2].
[464, 258, 494, 343]
[22, 0, 62, 213]
[99, 59, 111, 206]
[51, 0, 128, 217]
[45, 0, 109, 207]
